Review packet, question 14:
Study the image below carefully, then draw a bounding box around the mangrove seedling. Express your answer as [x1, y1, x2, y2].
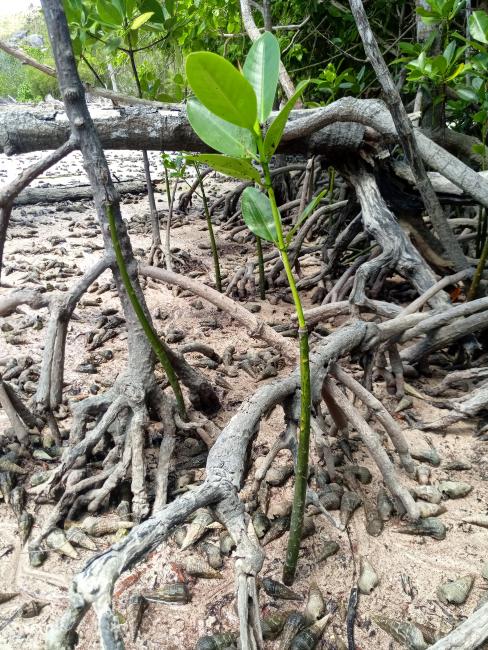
[185, 32, 328, 583]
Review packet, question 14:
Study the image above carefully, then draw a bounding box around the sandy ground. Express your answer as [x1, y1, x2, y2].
[0, 147, 487, 650]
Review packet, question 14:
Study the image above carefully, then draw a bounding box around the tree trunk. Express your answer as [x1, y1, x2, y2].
[0, 105, 368, 156]
[40, 0, 155, 389]
[13, 179, 149, 205]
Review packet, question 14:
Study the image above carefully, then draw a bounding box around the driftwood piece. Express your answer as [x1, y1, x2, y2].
[13, 180, 149, 206]
[429, 601, 488, 650]
[0, 289, 49, 316]
[3, 99, 488, 213]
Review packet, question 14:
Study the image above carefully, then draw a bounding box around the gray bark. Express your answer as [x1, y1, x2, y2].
[3, 100, 487, 214]
[0, 104, 366, 157]
[40, 0, 155, 388]
[13, 179, 149, 205]
[348, 0, 467, 270]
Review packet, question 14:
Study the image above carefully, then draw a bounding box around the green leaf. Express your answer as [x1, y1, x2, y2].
[446, 63, 465, 81]
[456, 86, 480, 102]
[241, 187, 278, 243]
[187, 98, 257, 157]
[185, 154, 262, 183]
[186, 52, 257, 129]
[96, 0, 122, 26]
[130, 12, 154, 29]
[243, 31, 280, 123]
[472, 143, 487, 156]
[263, 80, 309, 158]
[469, 11, 488, 44]
[140, 0, 166, 23]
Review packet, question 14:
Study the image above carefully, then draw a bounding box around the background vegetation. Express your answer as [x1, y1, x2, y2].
[0, 0, 485, 157]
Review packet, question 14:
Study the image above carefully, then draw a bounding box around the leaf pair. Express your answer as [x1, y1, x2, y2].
[186, 32, 279, 129]
[185, 31, 281, 160]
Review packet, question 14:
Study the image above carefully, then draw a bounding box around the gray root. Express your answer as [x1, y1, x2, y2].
[46, 320, 374, 648]
[322, 378, 419, 520]
[428, 601, 488, 650]
[36, 257, 111, 412]
[341, 160, 448, 310]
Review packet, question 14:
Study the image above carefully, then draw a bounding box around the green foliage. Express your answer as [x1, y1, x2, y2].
[263, 80, 309, 157]
[405, 40, 467, 84]
[416, 0, 466, 23]
[309, 63, 366, 106]
[0, 47, 58, 103]
[469, 10, 488, 45]
[62, 0, 182, 100]
[185, 154, 261, 183]
[394, 2, 487, 158]
[241, 187, 278, 242]
[186, 52, 257, 128]
[243, 31, 280, 123]
[186, 98, 257, 158]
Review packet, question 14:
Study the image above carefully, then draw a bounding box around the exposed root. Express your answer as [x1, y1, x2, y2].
[0, 376, 30, 445]
[340, 160, 447, 310]
[418, 383, 488, 431]
[322, 378, 419, 519]
[45, 318, 426, 647]
[36, 257, 111, 414]
[178, 166, 211, 213]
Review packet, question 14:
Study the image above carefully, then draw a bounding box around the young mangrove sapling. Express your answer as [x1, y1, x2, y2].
[185, 32, 328, 583]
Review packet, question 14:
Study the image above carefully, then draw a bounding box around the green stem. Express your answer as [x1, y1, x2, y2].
[256, 236, 266, 300]
[194, 163, 222, 293]
[258, 139, 311, 585]
[106, 204, 186, 416]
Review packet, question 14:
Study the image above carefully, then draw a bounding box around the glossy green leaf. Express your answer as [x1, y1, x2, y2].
[263, 80, 310, 158]
[130, 12, 154, 29]
[186, 52, 257, 129]
[241, 187, 278, 243]
[187, 98, 257, 157]
[456, 86, 480, 102]
[243, 31, 280, 123]
[140, 0, 166, 23]
[96, 0, 122, 26]
[469, 11, 488, 44]
[185, 154, 261, 183]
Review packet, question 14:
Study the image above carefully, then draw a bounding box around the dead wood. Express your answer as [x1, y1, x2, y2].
[13, 179, 150, 206]
[36, 257, 111, 413]
[428, 601, 488, 650]
[139, 264, 298, 361]
[0, 289, 49, 316]
[339, 159, 447, 310]
[348, 0, 467, 271]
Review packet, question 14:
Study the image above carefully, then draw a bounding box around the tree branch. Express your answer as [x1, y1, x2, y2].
[348, 0, 467, 270]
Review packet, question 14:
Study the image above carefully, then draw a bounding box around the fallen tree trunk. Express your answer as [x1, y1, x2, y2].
[3, 102, 488, 211]
[13, 179, 149, 205]
[0, 104, 368, 157]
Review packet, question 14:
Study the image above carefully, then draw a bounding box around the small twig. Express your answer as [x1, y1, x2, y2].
[346, 587, 359, 650]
